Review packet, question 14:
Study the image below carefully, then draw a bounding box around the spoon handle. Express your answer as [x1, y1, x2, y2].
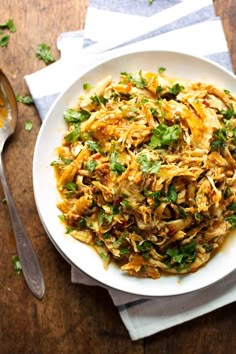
[0, 154, 45, 299]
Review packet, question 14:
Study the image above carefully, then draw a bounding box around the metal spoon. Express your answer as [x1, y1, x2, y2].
[0, 69, 45, 299]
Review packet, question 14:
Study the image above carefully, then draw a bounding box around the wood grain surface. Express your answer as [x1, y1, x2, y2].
[0, 1, 236, 353]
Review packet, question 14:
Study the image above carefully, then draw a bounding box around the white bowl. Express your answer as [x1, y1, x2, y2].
[33, 50, 236, 297]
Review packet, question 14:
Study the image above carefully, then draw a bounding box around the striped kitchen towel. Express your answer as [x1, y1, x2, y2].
[25, 0, 236, 341]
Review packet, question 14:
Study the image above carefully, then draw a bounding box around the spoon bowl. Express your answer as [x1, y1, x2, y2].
[0, 70, 17, 150]
[0, 69, 45, 300]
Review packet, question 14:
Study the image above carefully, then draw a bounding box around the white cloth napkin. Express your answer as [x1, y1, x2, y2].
[25, 0, 236, 341]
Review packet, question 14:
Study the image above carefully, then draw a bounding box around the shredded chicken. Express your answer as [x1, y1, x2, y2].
[52, 69, 236, 279]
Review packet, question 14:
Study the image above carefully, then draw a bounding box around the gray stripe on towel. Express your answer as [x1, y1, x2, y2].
[118, 298, 150, 312]
[89, 0, 182, 17]
[34, 93, 59, 121]
[114, 5, 215, 49]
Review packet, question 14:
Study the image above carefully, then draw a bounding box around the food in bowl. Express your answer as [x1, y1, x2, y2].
[51, 67, 236, 279]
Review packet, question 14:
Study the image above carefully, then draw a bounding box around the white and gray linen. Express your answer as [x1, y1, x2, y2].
[25, 0, 236, 341]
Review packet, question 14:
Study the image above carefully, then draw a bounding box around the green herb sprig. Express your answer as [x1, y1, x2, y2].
[36, 43, 56, 65]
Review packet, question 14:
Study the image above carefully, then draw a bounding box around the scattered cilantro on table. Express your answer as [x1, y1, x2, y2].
[36, 43, 56, 65]
[0, 18, 16, 47]
[12, 255, 22, 275]
[0, 18, 16, 32]
[16, 95, 34, 105]
[0, 34, 10, 47]
[24, 120, 33, 132]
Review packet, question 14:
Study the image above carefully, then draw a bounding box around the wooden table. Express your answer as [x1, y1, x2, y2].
[0, 1, 236, 353]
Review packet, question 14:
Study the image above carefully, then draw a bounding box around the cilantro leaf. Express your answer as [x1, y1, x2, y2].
[149, 124, 181, 148]
[16, 95, 33, 105]
[125, 70, 148, 88]
[63, 182, 77, 198]
[137, 155, 161, 174]
[36, 43, 55, 65]
[137, 241, 152, 251]
[98, 205, 119, 226]
[220, 103, 236, 120]
[63, 182, 77, 193]
[24, 120, 33, 132]
[86, 140, 100, 153]
[50, 156, 73, 166]
[165, 241, 197, 271]
[91, 95, 108, 106]
[144, 190, 161, 207]
[228, 202, 236, 213]
[85, 160, 97, 172]
[168, 83, 185, 96]
[83, 83, 92, 90]
[163, 185, 178, 203]
[210, 128, 227, 150]
[65, 128, 80, 143]
[0, 18, 16, 32]
[158, 67, 166, 73]
[226, 215, 236, 229]
[12, 255, 22, 274]
[64, 108, 90, 124]
[119, 248, 130, 255]
[0, 34, 10, 47]
[110, 151, 126, 175]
